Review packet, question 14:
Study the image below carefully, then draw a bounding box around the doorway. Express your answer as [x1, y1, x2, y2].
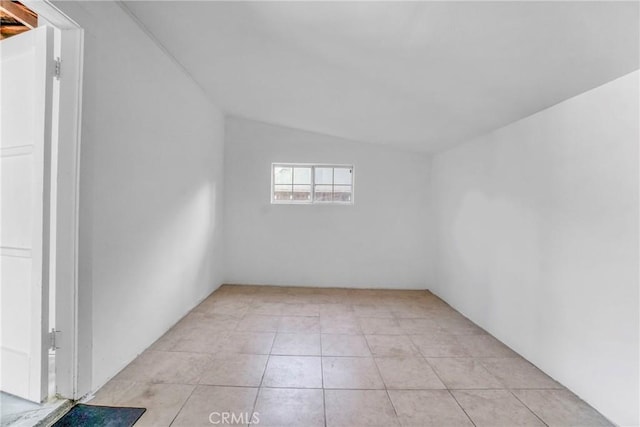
[1, 0, 83, 424]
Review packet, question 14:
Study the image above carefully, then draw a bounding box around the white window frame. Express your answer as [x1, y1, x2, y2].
[271, 163, 355, 205]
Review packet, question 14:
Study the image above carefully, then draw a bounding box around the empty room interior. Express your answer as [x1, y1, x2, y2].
[0, 1, 639, 426]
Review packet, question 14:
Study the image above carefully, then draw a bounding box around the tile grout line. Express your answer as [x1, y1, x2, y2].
[247, 318, 279, 425]
[97, 380, 576, 393]
[166, 382, 199, 426]
[320, 333, 327, 427]
[362, 328, 401, 423]
[509, 389, 550, 426]
[421, 354, 478, 427]
[447, 389, 478, 427]
[165, 337, 226, 426]
[187, 384, 576, 392]
[149, 347, 525, 359]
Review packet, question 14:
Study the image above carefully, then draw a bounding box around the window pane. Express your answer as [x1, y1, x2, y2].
[334, 167, 352, 185]
[314, 167, 333, 185]
[274, 166, 292, 184]
[333, 185, 352, 202]
[293, 167, 311, 184]
[314, 184, 333, 201]
[292, 184, 311, 201]
[273, 184, 292, 201]
[273, 164, 353, 204]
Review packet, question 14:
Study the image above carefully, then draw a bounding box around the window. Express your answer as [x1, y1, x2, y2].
[272, 164, 354, 204]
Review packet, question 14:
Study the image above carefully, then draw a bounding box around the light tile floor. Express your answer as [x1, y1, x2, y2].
[91, 285, 613, 427]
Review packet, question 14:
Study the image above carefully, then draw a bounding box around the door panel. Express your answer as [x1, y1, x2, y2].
[2, 150, 34, 248]
[0, 26, 54, 403]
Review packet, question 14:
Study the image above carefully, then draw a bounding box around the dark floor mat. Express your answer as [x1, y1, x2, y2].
[52, 403, 145, 427]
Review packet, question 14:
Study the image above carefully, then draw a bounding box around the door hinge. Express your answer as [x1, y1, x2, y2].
[54, 57, 61, 80]
[49, 328, 60, 351]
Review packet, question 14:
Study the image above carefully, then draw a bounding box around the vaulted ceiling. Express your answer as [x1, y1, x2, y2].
[124, 1, 639, 152]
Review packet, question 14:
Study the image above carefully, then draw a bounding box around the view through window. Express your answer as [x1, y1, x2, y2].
[272, 164, 354, 204]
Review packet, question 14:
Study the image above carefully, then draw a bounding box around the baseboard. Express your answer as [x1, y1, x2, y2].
[221, 282, 430, 291]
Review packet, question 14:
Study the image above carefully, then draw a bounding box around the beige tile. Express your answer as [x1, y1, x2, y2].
[512, 389, 613, 426]
[321, 316, 361, 334]
[253, 388, 325, 427]
[318, 289, 353, 303]
[323, 357, 384, 389]
[90, 380, 136, 405]
[457, 335, 519, 358]
[148, 326, 185, 352]
[262, 355, 323, 388]
[426, 358, 502, 389]
[365, 335, 420, 357]
[388, 390, 473, 427]
[325, 389, 400, 427]
[229, 284, 274, 294]
[310, 294, 345, 304]
[359, 317, 405, 335]
[235, 314, 281, 332]
[431, 306, 460, 318]
[436, 315, 486, 335]
[279, 316, 321, 333]
[352, 304, 394, 318]
[101, 286, 611, 427]
[210, 292, 255, 303]
[391, 305, 437, 319]
[271, 333, 321, 356]
[319, 304, 354, 316]
[280, 303, 321, 316]
[115, 351, 212, 384]
[410, 333, 469, 357]
[452, 390, 545, 427]
[199, 353, 268, 386]
[375, 357, 445, 389]
[172, 385, 258, 427]
[169, 329, 228, 353]
[193, 299, 250, 318]
[480, 358, 562, 389]
[321, 334, 371, 357]
[397, 318, 442, 334]
[180, 312, 240, 332]
[256, 292, 290, 302]
[219, 331, 275, 354]
[110, 383, 195, 427]
[249, 302, 287, 315]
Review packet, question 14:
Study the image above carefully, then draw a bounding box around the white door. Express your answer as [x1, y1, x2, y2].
[0, 26, 54, 403]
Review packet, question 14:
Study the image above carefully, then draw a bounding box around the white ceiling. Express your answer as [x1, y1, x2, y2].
[124, 1, 639, 152]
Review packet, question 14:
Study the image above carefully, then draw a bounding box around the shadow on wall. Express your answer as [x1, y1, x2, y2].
[102, 180, 220, 311]
[449, 190, 545, 352]
[91, 179, 223, 388]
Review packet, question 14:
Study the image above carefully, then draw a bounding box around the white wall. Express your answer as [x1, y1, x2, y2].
[431, 71, 639, 426]
[224, 117, 432, 289]
[54, 2, 226, 392]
